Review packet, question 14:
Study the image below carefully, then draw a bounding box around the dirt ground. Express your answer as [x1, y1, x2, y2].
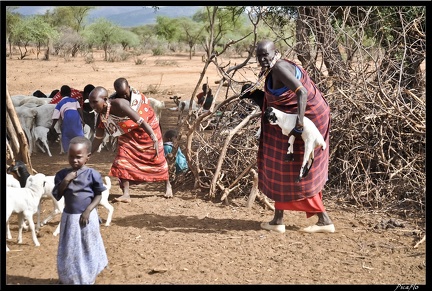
[5, 51, 426, 285]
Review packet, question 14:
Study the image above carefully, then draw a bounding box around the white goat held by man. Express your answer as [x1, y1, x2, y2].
[264, 107, 326, 182]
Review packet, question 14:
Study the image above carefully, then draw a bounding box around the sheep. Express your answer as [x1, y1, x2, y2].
[6, 173, 47, 252]
[51, 176, 114, 236]
[264, 107, 326, 182]
[148, 97, 165, 122]
[169, 95, 199, 124]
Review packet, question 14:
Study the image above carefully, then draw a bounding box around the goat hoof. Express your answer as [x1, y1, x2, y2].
[284, 154, 294, 161]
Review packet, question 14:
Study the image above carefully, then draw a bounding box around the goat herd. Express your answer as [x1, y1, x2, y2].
[5, 89, 203, 252]
[6, 87, 327, 252]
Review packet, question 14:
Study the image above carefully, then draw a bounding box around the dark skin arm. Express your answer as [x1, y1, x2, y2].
[55, 169, 102, 226]
[80, 193, 102, 226]
[91, 126, 105, 155]
[50, 119, 58, 131]
[56, 170, 77, 200]
[77, 107, 84, 127]
[97, 98, 159, 158]
[270, 60, 307, 137]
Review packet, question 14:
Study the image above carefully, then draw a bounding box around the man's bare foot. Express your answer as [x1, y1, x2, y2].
[164, 180, 173, 198]
[112, 196, 131, 203]
[163, 192, 173, 199]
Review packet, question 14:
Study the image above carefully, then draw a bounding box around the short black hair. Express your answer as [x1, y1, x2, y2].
[164, 129, 178, 140]
[69, 136, 91, 152]
[60, 85, 71, 97]
[83, 84, 95, 95]
[114, 77, 128, 91]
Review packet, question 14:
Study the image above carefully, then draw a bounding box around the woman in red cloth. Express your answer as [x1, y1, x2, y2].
[256, 40, 335, 233]
[88, 85, 172, 202]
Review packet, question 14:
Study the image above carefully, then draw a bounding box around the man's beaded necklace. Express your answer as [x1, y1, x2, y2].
[101, 101, 111, 123]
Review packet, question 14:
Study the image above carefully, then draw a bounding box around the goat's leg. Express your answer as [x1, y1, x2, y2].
[99, 201, 114, 226]
[177, 111, 183, 125]
[302, 150, 315, 178]
[35, 203, 41, 232]
[53, 222, 61, 236]
[24, 211, 40, 247]
[17, 213, 24, 244]
[6, 219, 12, 240]
[285, 135, 295, 161]
[41, 139, 52, 157]
[36, 140, 46, 153]
[42, 196, 63, 226]
[297, 144, 314, 182]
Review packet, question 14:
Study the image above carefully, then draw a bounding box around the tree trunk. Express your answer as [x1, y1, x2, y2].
[6, 84, 34, 173]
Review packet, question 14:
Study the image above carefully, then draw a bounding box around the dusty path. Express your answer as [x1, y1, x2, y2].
[5, 52, 426, 285]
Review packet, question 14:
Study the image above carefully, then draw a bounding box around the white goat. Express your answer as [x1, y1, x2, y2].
[148, 97, 165, 122]
[7, 161, 58, 230]
[7, 173, 21, 188]
[11, 95, 34, 107]
[50, 176, 114, 236]
[169, 95, 199, 124]
[6, 173, 47, 252]
[264, 107, 326, 182]
[33, 126, 52, 157]
[18, 96, 52, 107]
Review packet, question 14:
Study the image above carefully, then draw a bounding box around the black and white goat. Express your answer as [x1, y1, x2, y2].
[239, 83, 264, 109]
[264, 107, 326, 182]
[169, 95, 199, 124]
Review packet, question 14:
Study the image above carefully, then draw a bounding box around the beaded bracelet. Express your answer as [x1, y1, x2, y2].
[294, 86, 304, 94]
[150, 133, 157, 142]
[136, 117, 144, 126]
[293, 127, 303, 134]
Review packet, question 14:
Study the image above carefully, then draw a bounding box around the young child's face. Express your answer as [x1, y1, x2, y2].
[68, 143, 90, 170]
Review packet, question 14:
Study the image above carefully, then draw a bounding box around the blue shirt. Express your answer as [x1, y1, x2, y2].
[52, 166, 106, 214]
[163, 142, 189, 174]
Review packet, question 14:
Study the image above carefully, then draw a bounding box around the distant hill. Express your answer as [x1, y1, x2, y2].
[87, 6, 204, 27]
[15, 6, 204, 27]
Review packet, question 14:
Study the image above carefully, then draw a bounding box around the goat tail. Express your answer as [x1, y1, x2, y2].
[104, 176, 111, 190]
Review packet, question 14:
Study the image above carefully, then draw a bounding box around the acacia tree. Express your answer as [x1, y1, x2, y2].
[45, 6, 95, 32]
[10, 16, 58, 60]
[6, 6, 21, 59]
[82, 18, 123, 61]
[52, 26, 84, 57]
[155, 15, 181, 51]
[176, 17, 205, 59]
[117, 29, 140, 50]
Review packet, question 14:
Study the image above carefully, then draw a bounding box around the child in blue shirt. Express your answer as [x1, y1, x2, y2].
[52, 136, 108, 284]
[163, 129, 188, 174]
